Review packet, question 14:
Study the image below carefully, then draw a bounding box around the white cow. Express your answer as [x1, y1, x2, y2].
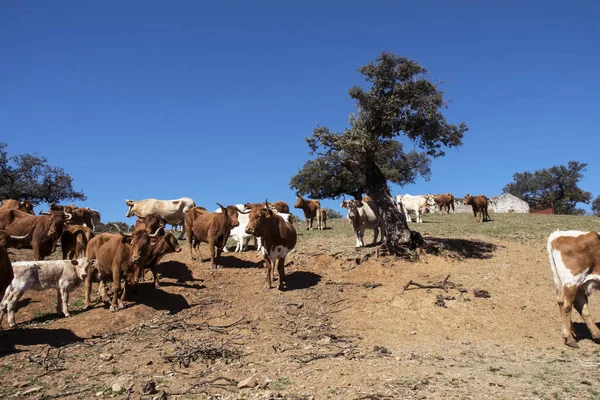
[125, 197, 196, 239]
[0, 257, 94, 328]
[396, 194, 435, 223]
[341, 198, 384, 247]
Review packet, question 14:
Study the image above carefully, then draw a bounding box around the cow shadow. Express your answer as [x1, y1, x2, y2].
[427, 237, 500, 259]
[0, 328, 85, 356]
[128, 284, 192, 314]
[153, 261, 201, 285]
[573, 322, 600, 344]
[283, 271, 321, 291]
[200, 255, 263, 269]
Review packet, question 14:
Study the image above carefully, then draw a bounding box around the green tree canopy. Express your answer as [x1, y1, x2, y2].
[591, 195, 600, 216]
[503, 161, 591, 215]
[0, 143, 86, 205]
[290, 52, 467, 251]
[323, 208, 343, 219]
[94, 221, 133, 233]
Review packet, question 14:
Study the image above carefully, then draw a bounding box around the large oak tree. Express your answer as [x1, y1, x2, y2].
[290, 52, 468, 252]
[0, 143, 86, 205]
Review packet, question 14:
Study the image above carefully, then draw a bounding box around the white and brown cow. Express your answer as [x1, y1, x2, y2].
[246, 201, 297, 290]
[125, 197, 196, 239]
[341, 198, 383, 248]
[547, 230, 600, 348]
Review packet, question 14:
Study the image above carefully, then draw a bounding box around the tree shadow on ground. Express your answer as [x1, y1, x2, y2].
[426, 237, 501, 259]
[128, 284, 192, 314]
[573, 322, 600, 344]
[0, 328, 85, 356]
[283, 271, 322, 291]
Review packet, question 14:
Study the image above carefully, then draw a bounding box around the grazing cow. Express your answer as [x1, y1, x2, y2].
[547, 230, 600, 347]
[84, 228, 161, 311]
[137, 232, 182, 287]
[61, 225, 94, 260]
[0, 209, 71, 260]
[125, 197, 196, 239]
[134, 214, 167, 233]
[0, 199, 35, 215]
[316, 208, 327, 230]
[396, 194, 435, 223]
[271, 201, 290, 213]
[0, 229, 34, 298]
[433, 193, 455, 214]
[0, 257, 94, 327]
[341, 198, 384, 247]
[246, 201, 297, 290]
[294, 196, 321, 230]
[186, 204, 241, 268]
[464, 194, 490, 222]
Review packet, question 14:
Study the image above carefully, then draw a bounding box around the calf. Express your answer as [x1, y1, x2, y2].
[294, 196, 321, 230]
[464, 194, 490, 222]
[246, 201, 297, 290]
[396, 194, 435, 223]
[341, 198, 383, 247]
[0, 257, 94, 327]
[547, 231, 600, 347]
[0, 228, 34, 298]
[316, 208, 327, 230]
[187, 204, 240, 268]
[433, 193, 455, 214]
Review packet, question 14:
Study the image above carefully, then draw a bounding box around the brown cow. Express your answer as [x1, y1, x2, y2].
[271, 201, 290, 213]
[0, 209, 71, 260]
[463, 194, 490, 222]
[0, 199, 35, 215]
[293, 196, 321, 230]
[134, 214, 167, 233]
[137, 232, 182, 288]
[433, 193, 455, 214]
[316, 208, 327, 230]
[547, 231, 600, 347]
[84, 228, 161, 311]
[49, 204, 100, 230]
[0, 228, 34, 298]
[186, 204, 240, 268]
[61, 225, 94, 260]
[246, 201, 297, 290]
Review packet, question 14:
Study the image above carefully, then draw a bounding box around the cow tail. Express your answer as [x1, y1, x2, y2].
[546, 231, 562, 296]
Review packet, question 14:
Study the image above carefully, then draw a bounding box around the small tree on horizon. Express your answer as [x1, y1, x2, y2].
[503, 161, 591, 215]
[592, 195, 600, 216]
[323, 208, 343, 219]
[290, 52, 468, 252]
[0, 143, 86, 205]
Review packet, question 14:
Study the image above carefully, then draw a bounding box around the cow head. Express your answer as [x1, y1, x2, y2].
[19, 200, 35, 215]
[46, 211, 70, 237]
[152, 232, 182, 255]
[294, 196, 305, 209]
[425, 195, 436, 207]
[125, 200, 136, 217]
[122, 229, 153, 264]
[245, 200, 272, 237]
[340, 195, 348, 209]
[217, 203, 240, 229]
[72, 257, 95, 280]
[135, 214, 167, 233]
[345, 200, 363, 221]
[464, 194, 473, 205]
[50, 203, 77, 214]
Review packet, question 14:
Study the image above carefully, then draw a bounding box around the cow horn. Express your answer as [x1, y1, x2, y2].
[216, 203, 226, 212]
[112, 223, 129, 235]
[10, 225, 35, 240]
[64, 212, 72, 221]
[149, 226, 165, 238]
[39, 211, 50, 215]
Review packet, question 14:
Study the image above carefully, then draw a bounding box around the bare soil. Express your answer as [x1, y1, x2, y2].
[1, 215, 600, 400]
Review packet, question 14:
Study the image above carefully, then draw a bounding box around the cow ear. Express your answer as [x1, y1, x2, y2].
[71, 260, 78, 265]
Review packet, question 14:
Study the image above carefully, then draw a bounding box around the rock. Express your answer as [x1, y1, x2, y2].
[142, 381, 158, 395]
[112, 383, 123, 393]
[99, 353, 113, 361]
[96, 391, 104, 396]
[237, 376, 257, 389]
[410, 330, 417, 335]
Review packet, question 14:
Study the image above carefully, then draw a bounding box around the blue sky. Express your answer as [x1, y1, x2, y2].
[1, 1, 599, 222]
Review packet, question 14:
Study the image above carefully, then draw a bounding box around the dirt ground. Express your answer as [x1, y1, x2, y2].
[1, 216, 599, 400]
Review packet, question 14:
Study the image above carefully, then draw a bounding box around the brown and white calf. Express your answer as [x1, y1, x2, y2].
[463, 194, 490, 222]
[0, 257, 94, 327]
[246, 201, 297, 290]
[547, 230, 600, 347]
[316, 208, 327, 230]
[294, 196, 321, 230]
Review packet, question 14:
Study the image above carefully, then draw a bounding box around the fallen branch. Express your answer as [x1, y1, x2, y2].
[402, 274, 457, 293]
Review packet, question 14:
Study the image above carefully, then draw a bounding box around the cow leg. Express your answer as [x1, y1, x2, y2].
[119, 280, 128, 309]
[359, 226, 366, 247]
[188, 235, 196, 260]
[83, 271, 94, 310]
[151, 267, 161, 288]
[277, 257, 286, 291]
[5, 286, 26, 328]
[472, 208, 478, 222]
[56, 290, 63, 314]
[305, 218, 310, 230]
[372, 226, 379, 245]
[110, 272, 121, 312]
[558, 285, 578, 347]
[209, 240, 220, 269]
[99, 278, 109, 303]
[264, 257, 273, 289]
[574, 290, 600, 341]
[59, 287, 70, 317]
[404, 208, 412, 223]
[178, 220, 186, 240]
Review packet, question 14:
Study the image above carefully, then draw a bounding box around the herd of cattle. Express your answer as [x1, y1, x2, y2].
[0, 194, 598, 349]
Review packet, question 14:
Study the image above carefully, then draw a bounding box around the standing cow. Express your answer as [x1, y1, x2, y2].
[0, 199, 35, 215]
[316, 209, 327, 230]
[125, 197, 196, 239]
[433, 193, 455, 214]
[294, 196, 321, 230]
[396, 194, 435, 223]
[464, 194, 490, 222]
[341, 198, 384, 247]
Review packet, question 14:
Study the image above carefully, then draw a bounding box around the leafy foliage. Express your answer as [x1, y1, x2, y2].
[323, 208, 343, 219]
[289, 51, 467, 249]
[592, 195, 600, 216]
[0, 143, 86, 205]
[503, 161, 591, 215]
[94, 221, 132, 233]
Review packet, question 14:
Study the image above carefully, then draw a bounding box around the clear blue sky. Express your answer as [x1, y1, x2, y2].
[1, 1, 599, 222]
